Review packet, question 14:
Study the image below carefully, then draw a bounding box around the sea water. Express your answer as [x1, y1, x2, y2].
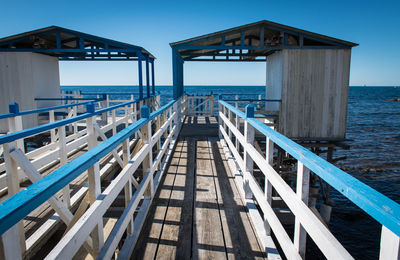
[61, 85, 400, 259]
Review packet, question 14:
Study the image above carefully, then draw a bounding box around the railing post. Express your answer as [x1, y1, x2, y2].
[264, 137, 273, 235]
[8, 103, 24, 151]
[0, 103, 26, 259]
[101, 94, 107, 125]
[294, 162, 310, 258]
[112, 109, 117, 136]
[58, 126, 71, 207]
[73, 107, 78, 134]
[218, 96, 222, 140]
[85, 102, 104, 255]
[379, 226, 400, 260]
[244, 104, 254, 199]
[208, 94, 212, 116]
[235, 94, 239, 109]
[141, 105, 154, 198]
[49, 110, 56, 143]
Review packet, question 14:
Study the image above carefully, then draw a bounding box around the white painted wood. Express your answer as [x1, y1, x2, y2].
[0, 52, 60, 131]
[10, 148, 95, 254]
[86, 115, 104, 255]
[45, 143, 150, 259]
[221, 104, 353, 259]
[379, 226, 400, 260]
[294, 162, 310, 258]
[94, 123, 124, 168]
[1, 225, 22, 260]
[265, 137, 273, 235]
[3, 142, 26, 254]
[58, 126, 71, 207]
[219, 137, 281, 260]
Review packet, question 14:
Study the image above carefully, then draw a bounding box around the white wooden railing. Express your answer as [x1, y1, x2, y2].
[218, 100, 400, 260]
[0, 94, 179, 259]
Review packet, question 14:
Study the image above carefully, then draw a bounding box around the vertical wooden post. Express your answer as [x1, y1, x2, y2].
[2, 144, 25, 258]
[8, 103, 24, 151]
[73, 108, 77, 134]
[217, 96, 222, 140]
[294, 162, 310, 258]
[141, 106, 154, 198]
[101, 94, 107, 125]
[244, 105, 255, 199]
[228, 110, 233, 140]
[58, 126, 71, 207]
[264, 137, 273, 235]
[379, 226, 400, 260]
[210, 94, 214, 116]
[85, 102, 104, 255]
[122, 125, 133, 234]
[49, 110, 56, 143]
[112, 110, 116, 136]
[235, 94, 239, 109]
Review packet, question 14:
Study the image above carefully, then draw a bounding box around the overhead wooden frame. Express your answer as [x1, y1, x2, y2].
[0, 26, 155, 61]
[170, 20, 358, 62]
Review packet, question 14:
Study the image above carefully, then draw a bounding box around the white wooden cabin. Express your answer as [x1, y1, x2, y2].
[170, 20, 358, 140]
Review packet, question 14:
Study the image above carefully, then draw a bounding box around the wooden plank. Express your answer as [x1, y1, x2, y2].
[210, 138, 266, 259]
[156, 138, 194, 259]
[192, 139, 226, 260]
[131, 141, 185, 259]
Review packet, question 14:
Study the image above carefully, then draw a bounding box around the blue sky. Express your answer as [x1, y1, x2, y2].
[1, 0, 399, 86]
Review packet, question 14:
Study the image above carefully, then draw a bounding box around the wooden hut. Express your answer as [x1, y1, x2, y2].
[0, 26, 155, 133]
[170, 20, 358, 140]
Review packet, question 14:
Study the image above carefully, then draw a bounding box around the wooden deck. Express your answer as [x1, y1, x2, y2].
[132, 116, 266, 259]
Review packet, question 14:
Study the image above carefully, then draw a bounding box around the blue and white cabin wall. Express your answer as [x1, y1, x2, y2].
[0, 52, 61, 132]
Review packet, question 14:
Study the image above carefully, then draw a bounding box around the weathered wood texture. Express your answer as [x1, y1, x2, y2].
[133, 117, 265, 259]
[0, 52, 60, 132]
[267, 49, 351, 139]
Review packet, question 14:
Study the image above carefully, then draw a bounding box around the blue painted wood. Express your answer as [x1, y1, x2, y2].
[172, 48, 184, 99]
[0, 97, 154, 145]
[0, 99, 178, 235]
[138, 54, 143, 100]
[222, 99, 281, 102]
[172, 44, 349, 51]
[9, 102, 19, 114]
[219, 100, 400, 237]
[0, 101, 96, 120]
[146, 57, 150, 98]
[151, 60, 155, 96]
[245, 104, 254, 118]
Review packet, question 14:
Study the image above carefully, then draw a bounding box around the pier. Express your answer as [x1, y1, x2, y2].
[0, 22, 399, 260]
[0, 95, 399, 259]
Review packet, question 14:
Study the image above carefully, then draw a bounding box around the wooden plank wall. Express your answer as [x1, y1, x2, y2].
[277, 49, 351, 139]
[0, 52, 60, 133]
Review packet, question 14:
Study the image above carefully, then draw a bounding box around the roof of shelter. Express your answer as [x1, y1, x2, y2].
[0, 26, 155, 61]
[170, 20, 358, 62]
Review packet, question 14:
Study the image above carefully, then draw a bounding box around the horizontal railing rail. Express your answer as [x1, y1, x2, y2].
[0, 95, 186, 259]
[222, 98, 281, 102]
[34, 97, 104, 101]
[218, 99, 400, 259]
[0, 101, 98, 120]
[0, 96, 156, 145]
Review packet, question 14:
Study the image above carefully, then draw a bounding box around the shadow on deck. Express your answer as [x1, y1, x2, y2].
[132, 116, 266, 259]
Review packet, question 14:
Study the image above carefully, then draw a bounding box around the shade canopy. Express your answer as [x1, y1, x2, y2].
[0, 26, 155, 61]
[170, 20, 358, 62]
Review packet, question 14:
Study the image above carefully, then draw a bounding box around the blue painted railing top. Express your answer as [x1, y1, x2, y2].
[0, 100, 99, 120]
[219, 100, 400, 238]
[0, 96, 155, 145]
[0, 99, 177, 235]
